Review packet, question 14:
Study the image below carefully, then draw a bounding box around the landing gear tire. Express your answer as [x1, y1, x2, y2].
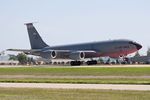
[70, 61, 81, 66]
[86, 60, 97, 65]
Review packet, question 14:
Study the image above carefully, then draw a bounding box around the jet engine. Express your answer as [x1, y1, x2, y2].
[50, 51, 57, 58]
[40, 50, 57, 59]
[50, 50, 69, 59]
[69, 52, 85, 60]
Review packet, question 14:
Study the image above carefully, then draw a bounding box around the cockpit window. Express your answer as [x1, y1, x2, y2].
[129, 41, 137, 45]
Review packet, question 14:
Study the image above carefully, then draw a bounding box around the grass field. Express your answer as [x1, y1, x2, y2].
[0, 88, 150, 100]
[0, 66, 150, 84]
[0, 66, 150, 76]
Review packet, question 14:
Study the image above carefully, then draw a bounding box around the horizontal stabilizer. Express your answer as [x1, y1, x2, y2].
[7, 49, 41, 54]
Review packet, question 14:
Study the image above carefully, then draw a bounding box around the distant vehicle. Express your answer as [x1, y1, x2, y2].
[130, 56, 150, 64]
[8, 23, 142, 66]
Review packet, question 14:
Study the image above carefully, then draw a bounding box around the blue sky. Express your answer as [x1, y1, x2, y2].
[0, 0, 150, 55]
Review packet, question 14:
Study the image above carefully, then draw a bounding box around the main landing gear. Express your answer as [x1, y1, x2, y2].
[86, 60, 97, 65]
[70, 61, 82, 66]
[70, 60, 97, 66]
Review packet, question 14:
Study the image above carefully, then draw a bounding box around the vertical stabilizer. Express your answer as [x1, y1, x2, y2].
[25, 23, 48, 49]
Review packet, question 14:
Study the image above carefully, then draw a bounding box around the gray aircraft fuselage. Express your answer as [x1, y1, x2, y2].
[8, 23, 142, 61]
[43, 39, 141, 58]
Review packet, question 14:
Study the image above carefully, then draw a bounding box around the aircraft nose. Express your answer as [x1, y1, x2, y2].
[129, 41, 142, 50]
[135, 43, 142, 50]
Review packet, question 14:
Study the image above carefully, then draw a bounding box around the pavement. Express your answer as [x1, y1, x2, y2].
[0, 83, 150, 91]
[0, 64, 150, 68]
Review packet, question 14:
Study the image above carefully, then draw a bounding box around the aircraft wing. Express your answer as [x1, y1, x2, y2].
[7, 48, 100, 60]
[7, 49, 41, 54]
[44, 50, 99, 60]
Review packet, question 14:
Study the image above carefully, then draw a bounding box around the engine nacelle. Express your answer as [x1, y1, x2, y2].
[50, 50, 69, 59]
[39, 50, 57, 59]
[50, 51, 57, 59]
[69, 52, 85, 60]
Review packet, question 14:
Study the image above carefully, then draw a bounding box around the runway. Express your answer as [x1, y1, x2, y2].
[0, 83, 150, 91]
[0, 64, 150, 68]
